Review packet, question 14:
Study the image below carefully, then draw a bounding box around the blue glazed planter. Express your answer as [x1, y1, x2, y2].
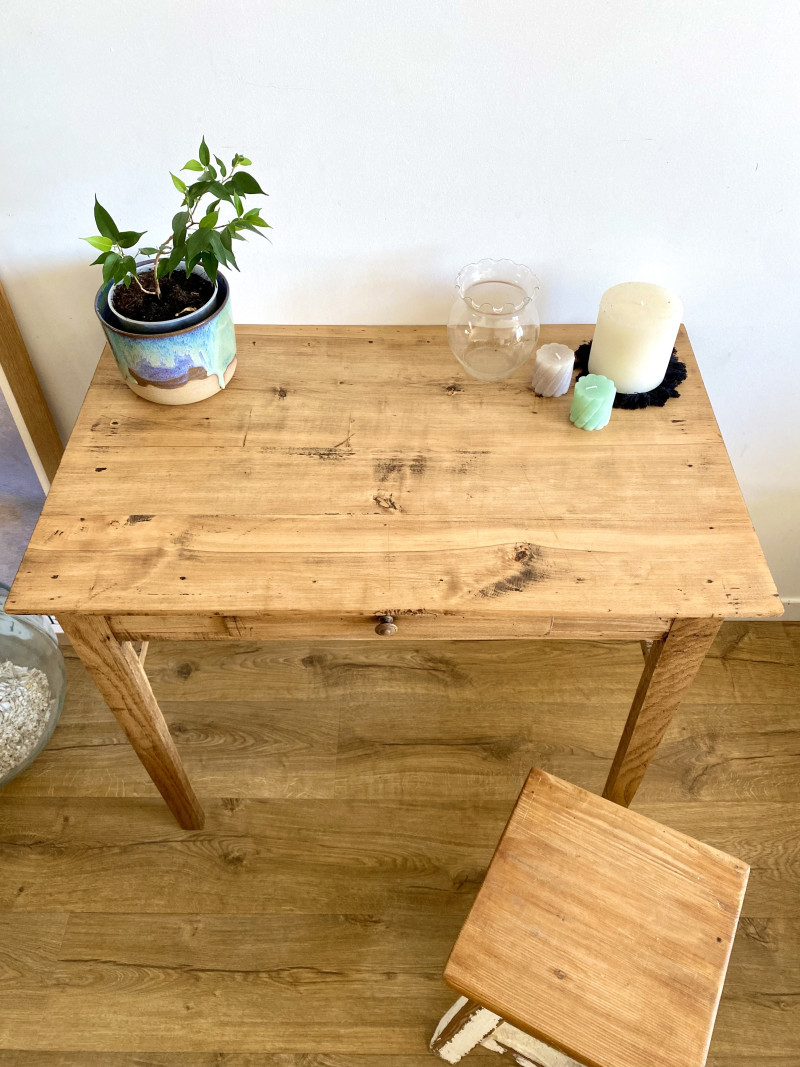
[95, 272, 237, 405]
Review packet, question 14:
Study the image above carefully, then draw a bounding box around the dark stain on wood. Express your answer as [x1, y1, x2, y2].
[275, 387, 287, 400]
[295, 445, 350, 461]
[445, 383, 463, 394]
[380, 607, 437, 616]
[294, 427, 354, 462]
[125, 514, 154, 525]
[477, 543, 547, 598]
[374, 455, 427, 481]
[374, 458, 404, 482]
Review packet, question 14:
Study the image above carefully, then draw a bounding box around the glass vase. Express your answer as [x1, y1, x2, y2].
[447, 259, 540, 381]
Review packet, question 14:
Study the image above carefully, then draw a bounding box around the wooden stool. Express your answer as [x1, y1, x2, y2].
[431, 768, 749, 1067]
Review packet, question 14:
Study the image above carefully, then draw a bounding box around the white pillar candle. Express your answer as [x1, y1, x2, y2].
[588, 282, 683, 394]
[531, 343, 575, 397]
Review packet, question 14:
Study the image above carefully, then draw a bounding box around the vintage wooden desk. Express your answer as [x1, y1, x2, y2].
[6, 325, 780, 828]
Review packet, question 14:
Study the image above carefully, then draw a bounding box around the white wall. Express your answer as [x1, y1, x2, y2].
[1, 1, 798, 606]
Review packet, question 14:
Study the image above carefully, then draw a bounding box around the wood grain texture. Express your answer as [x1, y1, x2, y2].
[105, 612, 671, 643]
[58, 615, 204, 829]
[6, 325, 779, 620]
[604, 617, 722, 805]
[0, 1056, 499, 1066]
[0, 276, 63, 482]
[445, 767, 750, 1067]
[0, 623, 796, 1065]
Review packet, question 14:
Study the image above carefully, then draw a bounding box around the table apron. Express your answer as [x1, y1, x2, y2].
[105, 613, 673, 643]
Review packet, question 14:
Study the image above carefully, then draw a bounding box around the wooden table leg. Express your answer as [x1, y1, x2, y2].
[59, 614, 204, 829]
[603, 617, 722, 807]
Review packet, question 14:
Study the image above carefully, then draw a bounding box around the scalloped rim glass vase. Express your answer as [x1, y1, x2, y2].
[447, 259, 540, 381]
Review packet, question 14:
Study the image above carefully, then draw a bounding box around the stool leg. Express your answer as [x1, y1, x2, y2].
[491, 1020, 585, 1066]
[431, 996, 502, 1062]
[603, 616, 721, 806]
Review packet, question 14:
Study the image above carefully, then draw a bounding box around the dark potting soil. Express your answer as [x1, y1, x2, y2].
[112, 270, 215, 323]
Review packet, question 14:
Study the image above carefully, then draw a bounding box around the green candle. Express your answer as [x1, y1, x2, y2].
[570, 373, 616, 430]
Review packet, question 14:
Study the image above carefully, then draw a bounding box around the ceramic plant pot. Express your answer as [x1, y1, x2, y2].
[95, 271, 237, 405]
[107, 262, 219, 335]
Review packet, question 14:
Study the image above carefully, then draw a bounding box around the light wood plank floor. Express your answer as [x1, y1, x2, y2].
[0, 622, 797, 1066]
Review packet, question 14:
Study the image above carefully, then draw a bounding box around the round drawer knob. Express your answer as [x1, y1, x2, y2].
[375, 615, 398, 637]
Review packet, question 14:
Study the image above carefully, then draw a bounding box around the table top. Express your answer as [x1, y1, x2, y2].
[7, 324, 780, 621]
[445, 767, 749, 1067]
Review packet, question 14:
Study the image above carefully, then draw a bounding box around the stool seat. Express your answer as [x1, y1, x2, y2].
[441, 768, 749, 1067]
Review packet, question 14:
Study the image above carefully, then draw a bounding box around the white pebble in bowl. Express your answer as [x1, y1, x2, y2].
[0, 660, 52, 779]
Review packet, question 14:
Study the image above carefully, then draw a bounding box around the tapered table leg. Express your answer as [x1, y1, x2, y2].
[59, 614, 204, 829]
[603, 617, 722, 807]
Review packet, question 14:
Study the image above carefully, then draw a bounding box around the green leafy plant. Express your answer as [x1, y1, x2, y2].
[83, 137, 270, 299]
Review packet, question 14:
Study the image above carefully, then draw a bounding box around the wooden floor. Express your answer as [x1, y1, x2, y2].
[0, 622, 797, 1066]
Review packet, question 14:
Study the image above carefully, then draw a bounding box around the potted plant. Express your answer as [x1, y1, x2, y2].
[86, 137, 269, 405]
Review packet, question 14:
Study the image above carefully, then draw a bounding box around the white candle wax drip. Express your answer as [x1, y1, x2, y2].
[531, 343, 575, 397]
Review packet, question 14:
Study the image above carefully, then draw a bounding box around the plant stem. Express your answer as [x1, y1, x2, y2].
[144, 168, 241, 296]
[132, 274, 156, 296]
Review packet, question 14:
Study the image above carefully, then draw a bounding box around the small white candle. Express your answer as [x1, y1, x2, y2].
[531, 343, 575, 397]
[588, 282, 682, 393]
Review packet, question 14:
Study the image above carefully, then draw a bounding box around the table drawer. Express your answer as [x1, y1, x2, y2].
[108, 613, 671, 643]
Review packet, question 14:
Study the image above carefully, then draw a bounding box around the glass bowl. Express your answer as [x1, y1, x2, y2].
[0, 583, 66, 786]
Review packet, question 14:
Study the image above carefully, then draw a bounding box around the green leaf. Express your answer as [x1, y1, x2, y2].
[156, 257, 172, 279]
[233, 191, 243, 216]
[172, 209, 189, 246]
[207, 180, 232, 204]
[237, 156, 252, 166]
[204, 163, 217, 181]
[170, 172, 187, 193]
[165, 246, 184, 275]
[231, 171, 265, 195]
[211, 230, 238, 271]
[226, 218, 246, 242]
[206, 199, 221, 215]
[93, 197, 119, 241]
[182, 159, 204, 171]
[214, 155, 227, 177]
[248, 216, 271, 227]
[199, 137, 210, 166]
[90, 251, 111, 265]
[82, 234, 113, 252]
[201, 251, 219, 284]
[116, 229, 147, 249]
[186, 180, 211, 200]
[122, 254, 138, 279]
[239, 220, 269, 239]
[138, 246, 160, 255]
[185, 228, 211, 263]
[208, 229, 227, 263]
[199, 211, 219, 229]
[102, 252, 121, 285]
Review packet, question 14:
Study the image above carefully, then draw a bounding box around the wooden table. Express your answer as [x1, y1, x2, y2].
[6, 325, 780, 828]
